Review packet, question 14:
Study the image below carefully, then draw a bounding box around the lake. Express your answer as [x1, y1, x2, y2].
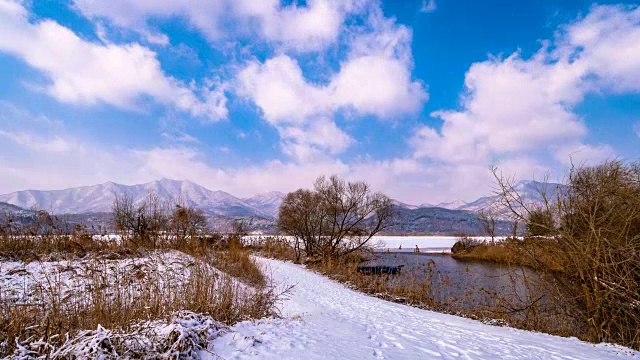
[362, 252, 550, 311]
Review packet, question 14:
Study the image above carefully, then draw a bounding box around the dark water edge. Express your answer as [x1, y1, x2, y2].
[365, 252, 551, 311]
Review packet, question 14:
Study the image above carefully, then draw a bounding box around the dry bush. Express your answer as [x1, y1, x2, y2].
[450, 236, 484, 254]
[0, 251, 279, 357]
[493, 160, 640, 349]
[112, 192, 170, 249]
[247, 236, 297, 262]
[209, 236, 266, 288]
[451, 237, 562, 271]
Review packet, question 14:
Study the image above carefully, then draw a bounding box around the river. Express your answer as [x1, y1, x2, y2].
[363, 252, 550, 312]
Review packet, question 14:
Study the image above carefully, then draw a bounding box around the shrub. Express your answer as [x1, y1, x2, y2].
[451, 236, 482, 254]
[494, 160, 640, 349]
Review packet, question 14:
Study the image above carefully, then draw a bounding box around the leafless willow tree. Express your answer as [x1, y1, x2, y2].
[112, 191, 169, 248]
[492, 160, 640, 349]
[170, 204, 207, 245]
[278, 175, 393, 262]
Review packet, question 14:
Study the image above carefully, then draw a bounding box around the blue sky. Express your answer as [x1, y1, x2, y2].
[0, 0, 639, 204]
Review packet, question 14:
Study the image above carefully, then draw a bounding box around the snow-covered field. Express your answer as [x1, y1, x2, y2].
[211, 257, 639, 359]
[0, 250, 200, 305]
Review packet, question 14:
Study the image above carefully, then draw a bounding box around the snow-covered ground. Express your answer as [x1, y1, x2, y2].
[211, 257, 639, 359]
[0, 250, 198, 305]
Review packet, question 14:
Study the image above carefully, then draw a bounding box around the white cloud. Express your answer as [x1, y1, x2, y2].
[635, 123, 640, 138]
[420, 0, 436, 13]
[237, 53, 426, 120]
[0, 0, 227, 121]
[331, 55, 426, 118]
[412, 53, 587, 164]
[0, 130, 75, 153]
[235, 9, 427, 161]
[562, 5, 640, 93]
[236, 56, 328, 125]
[278, 119, 353, 161]
[553, 143, 615, 166]
[411, 5, 639, 189]
[73, 0, 364, 52]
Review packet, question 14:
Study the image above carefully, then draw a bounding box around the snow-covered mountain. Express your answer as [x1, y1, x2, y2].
[0, 179, 271, 218]
[457, 180, 566, 213]
[420, 200, 468, 210]
[243, 191, 286, 218]
[0, 179, 566, 228]
[391, 200, 419, 210]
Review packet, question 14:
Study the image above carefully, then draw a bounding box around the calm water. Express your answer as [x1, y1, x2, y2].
[364, 252, 549, 310]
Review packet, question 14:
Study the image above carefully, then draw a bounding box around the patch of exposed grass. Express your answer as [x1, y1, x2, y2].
[451, 237, 565, 272]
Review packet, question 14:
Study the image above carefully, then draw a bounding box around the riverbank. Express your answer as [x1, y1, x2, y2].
[450, 237, 564, 272]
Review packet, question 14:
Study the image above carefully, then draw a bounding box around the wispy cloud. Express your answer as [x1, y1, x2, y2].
[420, 0, 436, 13]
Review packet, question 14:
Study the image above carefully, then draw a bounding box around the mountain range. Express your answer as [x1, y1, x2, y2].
[0, 179, 284, 219]
[0, 179, 565, 235]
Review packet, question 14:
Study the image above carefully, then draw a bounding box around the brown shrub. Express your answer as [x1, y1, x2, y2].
[0, 251, 278, 357]
[493, 160, 640, 349]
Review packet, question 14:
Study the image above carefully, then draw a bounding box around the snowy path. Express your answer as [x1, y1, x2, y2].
[211, 258, 638, 359]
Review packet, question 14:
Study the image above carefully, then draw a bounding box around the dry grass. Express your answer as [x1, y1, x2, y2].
[210, 236, 266, 287]
[311, 255, 440, 309]
[0, 231, 125, 263]
[451, 237, 564, 272]
[0, 221, 280, 357]
[0, 249, 278, 357]
[247, 236, 298, 262]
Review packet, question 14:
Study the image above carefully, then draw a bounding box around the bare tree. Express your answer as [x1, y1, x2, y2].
[493, 160, 640, 349]
[171, 205, 207, 244]
[112, 191, 169, 248]
[278, 175, 393, 261]
[478, 208, 497, 241]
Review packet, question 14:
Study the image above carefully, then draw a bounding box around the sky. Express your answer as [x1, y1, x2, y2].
[0, 0, 639, 204]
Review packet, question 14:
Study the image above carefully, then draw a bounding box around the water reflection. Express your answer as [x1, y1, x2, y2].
[364, 252, 550, 311]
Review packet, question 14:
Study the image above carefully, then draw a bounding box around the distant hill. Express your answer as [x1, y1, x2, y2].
[0, 179, 564, 234]
[243, 191, 286, 218]
[0, 201, 29, 213]
[0, 201, 35, 228]
[419, 200, 468, 210]
[384, 206, 514, 236]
